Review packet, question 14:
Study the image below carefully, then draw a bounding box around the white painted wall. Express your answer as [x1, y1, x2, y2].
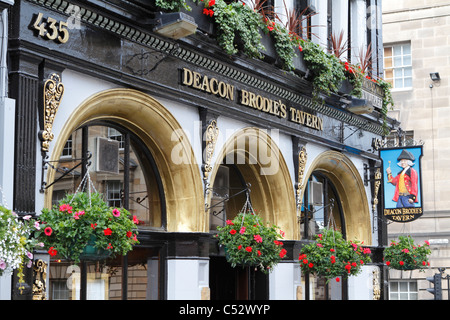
[167, 259, 209, 300]
[269, 262, 301, 299]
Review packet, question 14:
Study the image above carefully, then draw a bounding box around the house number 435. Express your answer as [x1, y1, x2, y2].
[32, 12, 69, 44]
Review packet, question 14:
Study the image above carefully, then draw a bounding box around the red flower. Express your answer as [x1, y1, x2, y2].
[91, 223, 97, 229]
[399, 261, 404, 266]
[257, 250, 261, 256]
[226, 220, 234, 225]
[230, 229, 237, 235]
[345, 263, 352, 273]
[238, 245, 242, 250]
[267, 26, 274, 31]
[279, 248, 287, 258]
[44, 227, 53, 236]
[245, 246, 252, 252]
[308, 262, 314, 268]
[208, 0, 215, 6]
[107, 243, 113, 250]
[104, 228, 112, 236]
[386, 261, 391, 266]
[330, 255, 336, 264]
[126, 231, 132, 238]
[48, 247, 58, 257]
[59, 204, 73, 213]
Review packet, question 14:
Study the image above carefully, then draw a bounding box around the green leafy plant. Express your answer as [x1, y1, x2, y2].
[201, 0, 265, 59]
[155, 0, 192, 12]
[384, 235, 431, 271]
[0, 206, 42, 291]
[36, 192, 139, 263]
[300, 39, 346, 100]
[375, 77, 395, 135]
[264, 18, 299, 71]
[298, 228, 372, 282]
[216, 211, 286, 273]
[343, 61, 364, 98]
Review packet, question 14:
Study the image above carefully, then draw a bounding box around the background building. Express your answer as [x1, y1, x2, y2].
[382, 0, 450, 300]
[1, 0, 393, 300]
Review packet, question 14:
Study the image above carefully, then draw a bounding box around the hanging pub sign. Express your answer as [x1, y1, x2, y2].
[379, 146, 423, 222]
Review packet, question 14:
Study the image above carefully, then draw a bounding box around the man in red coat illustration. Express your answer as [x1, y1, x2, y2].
[386, 149, 418, 208]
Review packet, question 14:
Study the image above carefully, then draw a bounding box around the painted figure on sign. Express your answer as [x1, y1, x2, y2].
[386, 149, 418, 208]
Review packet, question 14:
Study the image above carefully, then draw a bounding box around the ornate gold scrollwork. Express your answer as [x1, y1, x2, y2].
[373, 268, 381, 300]
[372, 168, 382, 211]
[40, 73, 64, 152]
[32, 259, 48, 300]
[203, 119, 219, 181]
[296, 146, 307, 210]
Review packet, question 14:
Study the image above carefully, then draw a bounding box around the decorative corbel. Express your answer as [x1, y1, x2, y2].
[296, 146, 308, 210]
[292, 137, 308, 212]
[39, 73, 64, 152]
[372, 168, 382, 212]
[32, 259, 48, 300]
[199, 108, 220, 186]
[203, 119, 219, 181]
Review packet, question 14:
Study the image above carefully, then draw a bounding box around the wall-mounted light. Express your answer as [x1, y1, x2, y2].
[430, 72, 440, 82]
[152, 12, 197, 40]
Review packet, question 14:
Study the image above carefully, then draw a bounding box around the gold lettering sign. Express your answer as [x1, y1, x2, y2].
[181, 68, 323, 131]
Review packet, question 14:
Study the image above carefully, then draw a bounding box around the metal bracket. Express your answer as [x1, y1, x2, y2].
[205, 183, 251, 212]
[40, 151, 92, 193]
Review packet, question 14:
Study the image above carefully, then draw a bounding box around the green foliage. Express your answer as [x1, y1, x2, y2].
[384, 235, 431, 271]
[216, 211, 286, 273]
[376, 77, 395, 135]
[211, 0, 265, 59]
[264, 19, 299, 71]
[300, 39, 346, 100]
[36, 192, 139, 263]
[298, 228, 371, 282]
[155, 0, 192, 12]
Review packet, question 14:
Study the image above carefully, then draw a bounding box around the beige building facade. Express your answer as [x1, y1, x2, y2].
[382, 0, 450, 300]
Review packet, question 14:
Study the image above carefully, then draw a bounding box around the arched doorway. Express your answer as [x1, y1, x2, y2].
[42, 89, 204, 300]
[299, 150, 371, 300]
[207, 127, 296, 300]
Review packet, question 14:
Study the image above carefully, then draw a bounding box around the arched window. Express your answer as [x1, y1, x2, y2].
[46, 121, 165, 300]
[50, 122, 164, 229]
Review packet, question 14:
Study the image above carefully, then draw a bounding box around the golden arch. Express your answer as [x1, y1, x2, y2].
[303, 151, 372, 244]
[44, 88, 204, 232]
[208, 127, 298, 240]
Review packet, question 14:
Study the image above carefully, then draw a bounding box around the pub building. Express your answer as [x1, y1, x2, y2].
[0, 0, 397, 300]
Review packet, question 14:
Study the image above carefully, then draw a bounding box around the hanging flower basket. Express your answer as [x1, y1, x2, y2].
[36, 192, 139, 263]
[216, 211, 287, 274]
[0, 205, 42, 291]
[298, 228, 372, 282]
[384, 235, 431, 271]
